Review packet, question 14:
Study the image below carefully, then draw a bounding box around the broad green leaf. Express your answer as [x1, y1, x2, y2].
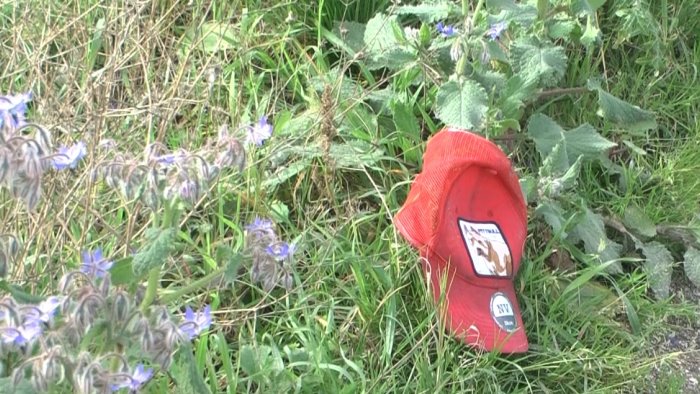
[132, 227, 178, 277]
[239, 344, 260, 376]
[587, 79, 657, 133]
[536, 200, 568, 237]
[330, 140, 385, 168]
[181, 22, 237, 54]
[623, 204, 657, 238]
[486, 1, 538, 27]
[218, 247, 243, 287]
[565, 123, 617, 159]
[510, 38, 567, 87]
[548, 19, 577, 40]
[391, 100, 420, 137]
[572, 0, 607, 17]
[639, 241, 673, 299]
[395, 3, 458, 22]
[683, 247, 700, 288]
[498, 75, 537, 120]
[332, 21, 366, 55]
[580, 16, 601, 47]
[364, 14, 416, 70]
[569, 208, 623, 273]
[472, 69, 507, 94]
[308, 68, 363, 99]
[519, 175, 537, 204]
[539, 141, 571, 176]
[435, 79, 488, 131]
[527, 114, 616, 161]
[263, 158, 314, 188]
[110, 256, 135, 286]
[171, 341, 212, 394]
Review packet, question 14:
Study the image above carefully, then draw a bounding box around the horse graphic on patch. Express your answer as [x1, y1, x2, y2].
[458, 220, 513, 277]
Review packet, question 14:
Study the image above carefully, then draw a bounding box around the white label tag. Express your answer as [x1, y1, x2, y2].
[490, 292, 517, 332]
[458, 220, 513, 277]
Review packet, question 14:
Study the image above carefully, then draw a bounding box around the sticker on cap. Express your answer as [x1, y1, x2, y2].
[490, 292, 517, 332]
[458, 219, 513, 277]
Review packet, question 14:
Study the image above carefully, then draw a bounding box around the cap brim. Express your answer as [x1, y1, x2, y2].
[424, 256, 528, 353]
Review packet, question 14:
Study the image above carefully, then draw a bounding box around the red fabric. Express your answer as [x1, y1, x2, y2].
[394, 128, 529, 353]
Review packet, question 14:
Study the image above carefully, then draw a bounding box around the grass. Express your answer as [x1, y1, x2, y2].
[0, 0, 699, 393]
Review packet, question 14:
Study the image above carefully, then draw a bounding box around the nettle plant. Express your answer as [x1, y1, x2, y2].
[0, 92, 296, 393]
[319, 0, 700, 298]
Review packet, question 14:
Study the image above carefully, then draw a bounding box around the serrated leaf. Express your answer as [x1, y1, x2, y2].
[395, 3, 457, 22]
[498, 75, 537, 120]
[308, 68, 363, 99]
[218, 247, 243, 287]
[132, 227, 178, 277]
[510, 39, 567, 87]
[109, 256, 135, 286]
[639, 241, 673, 299]
[548, 19, 577, 40]
[569, 208, 623, 273]
[623, 204, 657, 238]
[181, 22, 237, 54]
[364, 14, 416, 70]
[172, 341, 211, 394]
[239, 344, 259, 376]
[329, 140, 384, 168]
[684, 247, 700, 288]
[332, 21, 366, 55]
[527, 113, 617, 161]
[486, 1, 538, 27]
[435, 79, 488, 131]
[587, 79, 657, 133]
[263, 158, 314, 188]
[536, 200, 568, 237]
[539, 141, 571, 176]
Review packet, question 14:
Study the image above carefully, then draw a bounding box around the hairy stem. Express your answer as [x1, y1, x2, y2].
[160, 264, 227, 305]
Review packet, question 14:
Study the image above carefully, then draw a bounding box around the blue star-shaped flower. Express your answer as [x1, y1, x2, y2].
[245, 115, 273, 146]
[80, 248, 114, 279]
[179, 305, 212, 340]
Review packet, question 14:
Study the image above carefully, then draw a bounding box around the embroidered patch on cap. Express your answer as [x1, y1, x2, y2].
[458, 219, 513, 277]
[490, 292, 517, 332]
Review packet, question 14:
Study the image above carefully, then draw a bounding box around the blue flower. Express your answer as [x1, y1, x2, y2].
[0, 92, 32, 130]
[245, 115, 273, 146]
[80, 248, 114, 279]
[436, 22, 456, 37]
[245, 217, 274, 232]
[486, 21, 508, 40]
[26, 296, 62, 324]
[155, 150, 187, 165]
[110, 364, 153, 392]
[179, 305, 212, 340]
[265, 242, 295, 261]
[53, 141, 87, 170]
[1, 321, 42, 346]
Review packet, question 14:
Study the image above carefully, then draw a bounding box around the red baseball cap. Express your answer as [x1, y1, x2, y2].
[394, 127, 529, 353]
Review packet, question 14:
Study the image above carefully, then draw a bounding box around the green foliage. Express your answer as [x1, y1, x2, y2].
[132, 227, 178, 277]
[435, 79, 488, 131]
[510, 39, 568, 87]
[588, 79, 658, 133]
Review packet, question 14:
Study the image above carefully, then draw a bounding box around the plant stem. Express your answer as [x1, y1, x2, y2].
[140, 266, 160, 313]
[160, 263, 227, 305]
